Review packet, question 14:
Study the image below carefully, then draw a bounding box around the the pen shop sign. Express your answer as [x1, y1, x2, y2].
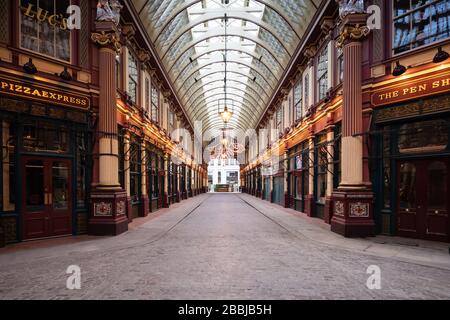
[0, 77, 90, 109]
[372, 72, 450, 107]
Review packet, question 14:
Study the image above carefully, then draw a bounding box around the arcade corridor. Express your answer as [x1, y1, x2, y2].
[1, 194, 449, 300]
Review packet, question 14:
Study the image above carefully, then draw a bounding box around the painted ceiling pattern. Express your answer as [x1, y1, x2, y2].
[132, 0, 320, 132]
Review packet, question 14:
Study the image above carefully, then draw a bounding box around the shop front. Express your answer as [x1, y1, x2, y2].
[373, 92, 450, 243]
[0, 94, 91, 243]
[288, 141, 310, 213]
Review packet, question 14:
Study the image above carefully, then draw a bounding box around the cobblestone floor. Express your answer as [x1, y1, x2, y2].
[1, 193, 450, 300]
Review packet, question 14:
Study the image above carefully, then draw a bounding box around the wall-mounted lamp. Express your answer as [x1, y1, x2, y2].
[60, 66, 72, 81]
[23, 58, 37, 74]
[392, 61, 407, 77]
[433, 47, 449, 64]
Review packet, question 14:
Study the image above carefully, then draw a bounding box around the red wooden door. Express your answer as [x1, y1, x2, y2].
[22, 157, 72, 240]
[397, 158, 449, 242]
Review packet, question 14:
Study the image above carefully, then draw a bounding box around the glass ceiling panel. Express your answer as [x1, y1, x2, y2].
[133, 0, 318, 132]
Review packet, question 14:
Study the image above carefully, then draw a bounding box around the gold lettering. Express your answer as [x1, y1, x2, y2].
[48, 14, 57, 27]
[23, 3, 35, 18]
[432, 80, 440, 89]
[49, 92, 57, 99]
[392, 91, 399, 97]
[441, 78, 450, 87]
[418, 84, 427, 92]
[61, 17, 68, 31]
[42, 91, 49, 98]
[32, 89, 41, 97]
[15, 85, 23, 93]
[35, 8, 49, 23]
[1, 82, 8, 89]
[63, 96, 69, 102]
[410, 86, 417, 94]
[24, 87, 31, 94]
[57, 94, 63, 101]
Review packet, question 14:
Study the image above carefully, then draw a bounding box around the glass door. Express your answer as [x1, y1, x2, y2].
[397, 158, 449, 242]
[22, 157, 72, 240]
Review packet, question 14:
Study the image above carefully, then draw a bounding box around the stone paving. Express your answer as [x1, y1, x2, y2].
[0, 193, 450, 300]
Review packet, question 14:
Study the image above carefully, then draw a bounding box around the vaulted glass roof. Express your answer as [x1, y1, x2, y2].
[132, 0, 320, 132]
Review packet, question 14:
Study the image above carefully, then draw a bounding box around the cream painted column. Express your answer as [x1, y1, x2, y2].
[331, 11, 374, 237]
[97, 45, 121, 189]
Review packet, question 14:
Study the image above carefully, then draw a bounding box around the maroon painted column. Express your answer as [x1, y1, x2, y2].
[89, 21, 128, 235]
[331, 13, 375, 237]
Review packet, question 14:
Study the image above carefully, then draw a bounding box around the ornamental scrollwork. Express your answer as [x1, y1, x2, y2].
[336, 24, 370, 48]
[91, 31, 121, 53]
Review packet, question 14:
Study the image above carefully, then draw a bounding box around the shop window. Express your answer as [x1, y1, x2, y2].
[118, 126, 125, 189]
[427, 161, 447, 210]
[76, 133, 87, 209]
[398, 119, 448, 154]
[317, 44, 329, 101]
[333, 123, 342, 189]
[152, 84, 160, 124]
[276, 106, 283, 134]
[2, 121, 15, 212]
[128, 53, 138, 104]
[304, 74, 310, 112]
[145, 78, 150, 116]
[399, 162, 416, 209]
[20, 0, 71, 62]
[393, 0, 450, 54]
[23, 120, 69, 153]
[316, 134, 328, 204]
[129, 135, 141, 203]
[382, 126, 391, 209]
[337, 46, 344, 84]
[152, 154, 159, 198]
[294, 79, 302, 121]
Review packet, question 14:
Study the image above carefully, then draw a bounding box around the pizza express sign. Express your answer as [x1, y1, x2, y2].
[372, 73, 450, 106]
[0, 77, 90, 109]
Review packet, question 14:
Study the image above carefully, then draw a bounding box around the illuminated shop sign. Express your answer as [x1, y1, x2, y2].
[372, 72, 450, 106]
[0, 77, 90, 109]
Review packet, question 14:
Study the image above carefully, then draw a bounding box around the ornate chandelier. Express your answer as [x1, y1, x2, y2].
[208, 129, 245, 161]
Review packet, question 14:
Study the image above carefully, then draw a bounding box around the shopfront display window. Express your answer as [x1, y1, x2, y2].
[129, 135, 141, 203]
[20, 0, 71, 62]
[316, 134, 328, 205]
[398, 119, 448, 154]
[2, 121, 15, 212]
[23, 120, 69, 153]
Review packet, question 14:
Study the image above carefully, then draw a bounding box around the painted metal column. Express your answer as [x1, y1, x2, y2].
[331, 11, 375, 237]
[141, 141, 149, 216]
[163, 152, 169, 208]
[89, 19, 128, 236]
[305, 132, 315, 217]
[283, 146, 290, 208]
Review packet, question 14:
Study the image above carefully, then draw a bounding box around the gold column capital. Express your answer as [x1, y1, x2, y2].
[91, 30, 121, 54]
[337, 24, 370, 48]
